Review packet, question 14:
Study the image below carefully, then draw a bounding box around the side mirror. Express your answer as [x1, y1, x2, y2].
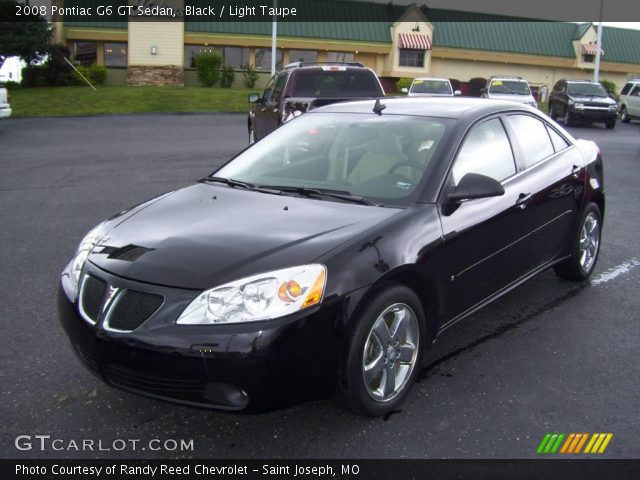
[479, 88, 487, 95]
[454, 90, 462, 96]
[447, 173, 505, 202]
[248, 93, 261, 103]
[401, 87, 408, 94]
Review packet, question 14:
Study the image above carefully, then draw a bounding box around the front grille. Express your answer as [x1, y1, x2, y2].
[106, 290, 163, 331]
[104, 364, 206, 395]
[80, 275, 108, 324]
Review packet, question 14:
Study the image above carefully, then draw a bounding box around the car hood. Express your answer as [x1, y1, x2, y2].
[89, 183, 399, 290]
[487, 93, 535, 104]
[568, 95, 616, 105]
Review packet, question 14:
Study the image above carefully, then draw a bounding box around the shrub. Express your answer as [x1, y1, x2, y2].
[46, 44, 75, 86]
[600, 79, 617, 96]
[2, 80, 22, 90]
[220, 65, 235, 88]
[396, 77, 413, 93]
[21, 64, 48, 87]
[73, 64, 108, 85]
[241, 63, 259, 88]
[194, 51, 223, 87]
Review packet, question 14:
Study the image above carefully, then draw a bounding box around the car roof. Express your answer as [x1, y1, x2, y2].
[312, 97, 530, 119]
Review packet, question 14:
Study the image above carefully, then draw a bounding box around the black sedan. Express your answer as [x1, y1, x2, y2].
[58, 98, 604, 416]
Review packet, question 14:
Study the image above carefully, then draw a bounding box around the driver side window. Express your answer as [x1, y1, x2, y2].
[451, 118, 516, 186]
[262, 75, 277, 102]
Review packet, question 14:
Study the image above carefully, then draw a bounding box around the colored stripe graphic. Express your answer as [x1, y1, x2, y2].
[538, 433, 613, 454]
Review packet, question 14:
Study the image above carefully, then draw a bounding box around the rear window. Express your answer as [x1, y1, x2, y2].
[290, 69, 382, 98]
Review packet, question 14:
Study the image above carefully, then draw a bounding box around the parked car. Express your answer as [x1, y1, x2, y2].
[401, 77, 460, 97]
[247, 62, 384, 144]
[618, 79, 640, 123]
[548, 79, 618, 129]
[0, 86, 11, 119]
[59, 98, 604, 416]
[481, 76, 537, 107]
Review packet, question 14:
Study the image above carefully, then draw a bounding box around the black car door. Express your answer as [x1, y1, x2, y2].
[502, 114, 584, 269]
[254, 75, 277, 139]
[439, 117, 537, 323]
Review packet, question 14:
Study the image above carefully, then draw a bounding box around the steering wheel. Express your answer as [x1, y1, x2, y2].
[388, 161, 426, 175]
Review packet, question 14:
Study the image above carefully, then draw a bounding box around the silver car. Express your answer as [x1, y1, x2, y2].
[402, 77, 460, 97]
[481, 76, 537, 107]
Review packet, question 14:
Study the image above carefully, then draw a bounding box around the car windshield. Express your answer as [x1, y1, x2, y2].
[410, 80, 452, 94]
[214, 113, 451, 206]
[489, 80, 531, 95]
[567, 83, 608, 97]
[290, 70, 382, 98]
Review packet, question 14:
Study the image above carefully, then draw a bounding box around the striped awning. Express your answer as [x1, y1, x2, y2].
[398, 33, 432, 50]
[582, 42, 605, 56]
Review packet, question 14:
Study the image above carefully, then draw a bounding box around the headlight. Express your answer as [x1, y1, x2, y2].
[574, 103, 585, 109]
[65, 222, 106, 299]
[177, 264, 327, 325]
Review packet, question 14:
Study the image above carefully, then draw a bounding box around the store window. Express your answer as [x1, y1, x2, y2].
[184, 45, 219, 68]
[222, 47, 249, 68]
[582, 53, 595, 63]
[255, 48, 283, 70]
[327, 51, 355, 63]
[104, 43, 127, 67]
[73, 42, 97, 66]
[398, 49, 424, 68]
[289, 49, 318, 63]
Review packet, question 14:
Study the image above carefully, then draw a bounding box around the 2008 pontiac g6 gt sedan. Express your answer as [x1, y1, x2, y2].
[58, 98, 604, 416]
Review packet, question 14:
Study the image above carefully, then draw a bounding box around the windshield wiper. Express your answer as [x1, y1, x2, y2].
[262, 185, 376, 206]
[202, 176, 256, 189]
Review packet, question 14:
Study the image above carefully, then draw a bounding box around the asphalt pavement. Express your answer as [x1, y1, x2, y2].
[0, 114, 639, 459]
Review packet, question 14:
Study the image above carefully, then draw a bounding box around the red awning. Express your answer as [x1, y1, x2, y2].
[582, 42, 605, 56]
[398, 33, 432, 50]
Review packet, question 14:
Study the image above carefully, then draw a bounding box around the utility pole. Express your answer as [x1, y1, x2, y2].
[594, 0, 604, 82]
[271, 0, 278, 76]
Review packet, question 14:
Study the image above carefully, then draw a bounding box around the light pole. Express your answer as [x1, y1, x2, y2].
[270, 0, 278, 76]
[593, 0, 604, 82]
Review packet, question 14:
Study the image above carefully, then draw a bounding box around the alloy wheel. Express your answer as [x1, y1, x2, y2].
[579, 212, 600, 273]
[362, 303, 419, 402]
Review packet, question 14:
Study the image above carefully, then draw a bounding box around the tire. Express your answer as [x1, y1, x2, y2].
[554, 203, 602, 281]
[248, 123, 256, 145]
[605, 119, 616, 130]
[564, 107, 573, 126]
[341, 283, 427, 417]
[620, 106, 630, 123]
[548, 104, 557, 120]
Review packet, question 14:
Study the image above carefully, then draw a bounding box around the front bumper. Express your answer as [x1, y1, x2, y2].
[57, 264, 350, 410]
[0, 106, 11, 119]
[569, 107, 617, 122]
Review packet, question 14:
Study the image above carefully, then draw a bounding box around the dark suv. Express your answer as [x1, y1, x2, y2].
[548, 79, 617, 129]
[247, 62, 384, 143]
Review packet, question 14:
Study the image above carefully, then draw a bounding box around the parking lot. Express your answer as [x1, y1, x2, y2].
[0, 113, 639, 459]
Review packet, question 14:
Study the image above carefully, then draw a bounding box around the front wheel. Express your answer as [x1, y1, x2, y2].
[620, 106, 630, 123]
[341, 284, 427, 417]
[549, 103, 557, 120]
[564, 107, 573, 126]
[248, 124, 256, 145]
[554, 203, 602, 281]
[605, 119, 616, 129]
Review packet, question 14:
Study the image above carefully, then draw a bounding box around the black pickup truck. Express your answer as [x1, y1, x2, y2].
[247, 62, 385, 144]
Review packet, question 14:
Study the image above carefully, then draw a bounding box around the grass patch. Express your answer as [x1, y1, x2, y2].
[10, 86, 255, 117]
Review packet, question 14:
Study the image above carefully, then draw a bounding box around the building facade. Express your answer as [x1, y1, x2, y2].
[53, 1, 640, 93]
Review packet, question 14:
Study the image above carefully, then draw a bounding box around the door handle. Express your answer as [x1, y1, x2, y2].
[516, 193, 532, 209]
[571, 165, 581, 177]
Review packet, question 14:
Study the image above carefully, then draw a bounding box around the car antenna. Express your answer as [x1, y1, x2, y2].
[373, 98, 386, 115]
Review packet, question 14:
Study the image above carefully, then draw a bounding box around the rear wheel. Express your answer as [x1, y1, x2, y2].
[620, 106, 630, 123]
[342, 284, 426, 417]
[554, 203, 602, 281]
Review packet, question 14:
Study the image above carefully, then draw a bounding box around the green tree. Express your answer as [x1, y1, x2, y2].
[194, 51, 223, 87]
[0, 1, 51, 68]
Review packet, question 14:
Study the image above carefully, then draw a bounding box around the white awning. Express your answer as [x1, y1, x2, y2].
[582, 42, 604, 56]
[398, 33, 432, 50]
